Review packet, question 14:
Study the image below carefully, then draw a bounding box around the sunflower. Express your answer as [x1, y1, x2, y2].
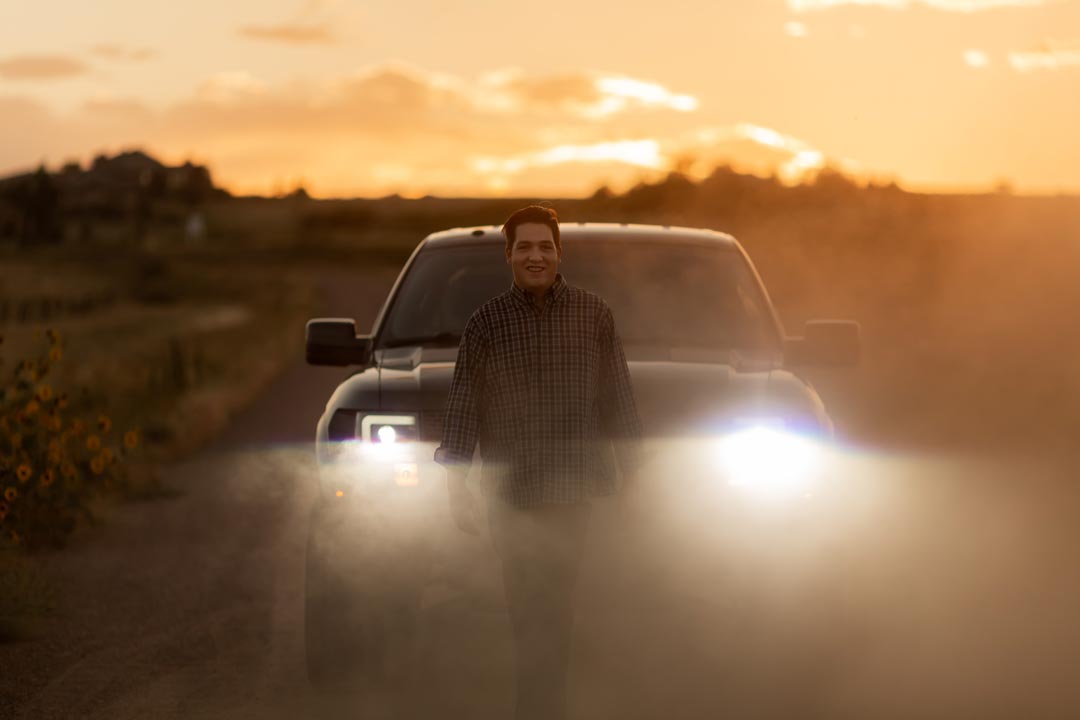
[0, 502, 7, 521]
[46, 328, 60, 344]
[123, 430, 139, 450]
[97, 415, 112, 434]
[9, 529, 20, 545]
[16, 464, 31, 483]
[100, 448, 114, 465]
[24, 400, 40, 416]
[37, 384, 53, 402]
[4, 487, 17, 502]
[47, 447, 63, 466]
[71, 418, 86, 436]
[58, 393, 69, 409]
[10, 433, 22, 449]
[49, 346, 63, 363]
[90, 457, 106, 475]
[86, 435, 101, 452]
[0, 416, 9, 433]
[46, 414, 63, 433]
[41, 469, 55, 487]
[61, 462, 76, 479]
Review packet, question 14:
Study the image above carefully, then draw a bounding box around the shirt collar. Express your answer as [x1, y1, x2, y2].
[510, 272, 567, 310]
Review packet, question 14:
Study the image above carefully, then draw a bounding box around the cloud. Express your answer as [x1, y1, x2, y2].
[468, 124, 835, 196]
[471, 140, 666, 175]
[785, 21, 810, 37]
[789, 0, 1052, 11]
[964, 49, 991, 67]
[0, 64, 825, 198]
[0, 54, 89, 81]
[238, 23, 337, 45]
[677, 124, 832, 184]
[592, 76, 699, 115]
[1009, 42, 1080, 70]
[90, 44, 156, 62]
[476, 69, 698, 118]
[196, 71, 269, 102]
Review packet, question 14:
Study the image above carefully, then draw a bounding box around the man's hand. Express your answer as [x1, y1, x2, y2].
[447, 468, 480, 536]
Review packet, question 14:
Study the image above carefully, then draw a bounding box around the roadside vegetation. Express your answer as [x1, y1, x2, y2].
[0, 235, 324, 639]
[0, 329, 142, 550]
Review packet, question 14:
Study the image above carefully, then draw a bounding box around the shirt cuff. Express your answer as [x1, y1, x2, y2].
[433, 446, 472, 468]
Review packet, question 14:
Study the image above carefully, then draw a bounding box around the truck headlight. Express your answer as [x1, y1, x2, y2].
[358, 414, 418, 443]
[715, 422, 823, 499]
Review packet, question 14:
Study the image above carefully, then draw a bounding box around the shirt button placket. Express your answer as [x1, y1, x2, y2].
[535, 304, 544, 486]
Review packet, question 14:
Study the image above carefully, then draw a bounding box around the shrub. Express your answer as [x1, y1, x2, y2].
[0, 330, 140, 550]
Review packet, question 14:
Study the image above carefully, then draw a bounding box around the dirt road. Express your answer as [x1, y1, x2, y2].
[3, 266, 1080, 719]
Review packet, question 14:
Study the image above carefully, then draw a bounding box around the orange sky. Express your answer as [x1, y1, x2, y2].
[1, 0, 1078, 197]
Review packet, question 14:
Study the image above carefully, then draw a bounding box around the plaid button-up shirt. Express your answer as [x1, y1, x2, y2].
[434, 272, 645, 507]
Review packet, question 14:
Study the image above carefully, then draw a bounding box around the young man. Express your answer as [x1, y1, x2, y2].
[434, 204, 645, 720]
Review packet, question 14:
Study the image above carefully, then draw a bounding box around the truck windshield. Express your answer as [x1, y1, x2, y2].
[378, 240, 779, 351]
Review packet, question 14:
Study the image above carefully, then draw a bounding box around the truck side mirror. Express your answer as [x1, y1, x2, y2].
[785, 319, 861, 367]
[306, 319, 373, 366]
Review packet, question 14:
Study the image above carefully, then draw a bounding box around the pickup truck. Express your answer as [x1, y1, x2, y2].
[303, 222, 860, 688]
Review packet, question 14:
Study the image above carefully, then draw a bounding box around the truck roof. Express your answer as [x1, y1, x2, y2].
[422, 222, 739, 248]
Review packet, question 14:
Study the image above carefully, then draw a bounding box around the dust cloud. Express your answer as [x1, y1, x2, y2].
[299, 195, 1080, 717]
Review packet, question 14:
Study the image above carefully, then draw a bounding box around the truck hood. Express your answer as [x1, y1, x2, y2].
[330, 345, 831, 438]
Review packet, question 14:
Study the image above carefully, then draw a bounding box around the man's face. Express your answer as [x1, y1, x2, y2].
[506, 222, 561, 295]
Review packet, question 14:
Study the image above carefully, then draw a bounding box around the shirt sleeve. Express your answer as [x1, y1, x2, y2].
[434, 311, 488, 470]
[598, 304, 646, 478]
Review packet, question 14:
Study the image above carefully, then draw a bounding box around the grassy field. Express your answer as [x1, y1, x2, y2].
[0, 239, 361, 634]
[1, 246, 325, 463]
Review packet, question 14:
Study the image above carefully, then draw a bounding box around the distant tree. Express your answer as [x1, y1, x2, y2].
[16, 166, 61, 247]
[133, 166, 167, 245]
[178, 161, 214, 207]
[590, 184, 614, 201]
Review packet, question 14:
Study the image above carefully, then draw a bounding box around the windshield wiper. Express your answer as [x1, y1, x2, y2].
[381, 332, 461, 349]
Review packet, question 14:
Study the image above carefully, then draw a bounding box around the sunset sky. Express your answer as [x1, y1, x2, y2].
[1, 0, 1077, 197]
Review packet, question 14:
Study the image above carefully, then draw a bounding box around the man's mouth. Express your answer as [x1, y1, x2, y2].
[526, 266, 545, 273]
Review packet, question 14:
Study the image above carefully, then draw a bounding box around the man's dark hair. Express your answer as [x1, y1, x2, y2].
[502, 205, 560, 253]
